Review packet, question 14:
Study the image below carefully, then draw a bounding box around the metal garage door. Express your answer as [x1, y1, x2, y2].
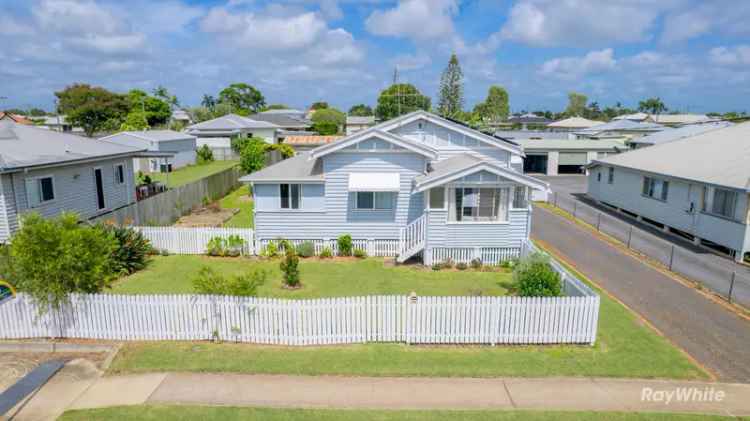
[558, 152, 588, 165]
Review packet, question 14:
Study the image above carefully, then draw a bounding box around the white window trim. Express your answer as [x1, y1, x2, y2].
[115, 162, 126, 185]
[27, 174, 57, 208]
[510, 186, 529, 210]
[427, 186, 447, 211]
[93, 166, 108, 211]
[450, 186, 511, 224]
[354, 191, 394, 211]
[279, 183, 302, 210]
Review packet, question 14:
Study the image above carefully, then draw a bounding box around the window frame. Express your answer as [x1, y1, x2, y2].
[642, 176, 669, 202]
[451, 186, 510, 224]
[511, 186, 528, 209]
[355, 191, 394, 211]
[428, 186, 447, 210]
[710, 188, 737, 220]
[279, 183, 302, 210]
[607, 167, 614, 184]
[115, 163, 126, 185]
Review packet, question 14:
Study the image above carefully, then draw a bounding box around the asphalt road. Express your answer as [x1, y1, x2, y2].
[531, 204, 750, 383]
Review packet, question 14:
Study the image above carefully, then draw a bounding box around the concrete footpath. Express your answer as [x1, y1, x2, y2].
[54, 373, 750, 416]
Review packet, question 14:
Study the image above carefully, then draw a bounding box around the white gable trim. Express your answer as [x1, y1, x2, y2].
[379, 111, 524, 157]
[309, 129, 438, 160]
[415, 162, 549, 193]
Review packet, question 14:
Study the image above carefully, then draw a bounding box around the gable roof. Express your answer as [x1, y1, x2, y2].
[628, 122, 733, 146]
[186, 114, 279, 131]
[239, 151, 323, 183]
[377, 110, 524, 156]
[516, 138, 626, 151]
[650, 114, 711, 125]
[590, 122, 750, 191]
[548, 117, 603, 129]
[0, 121, 145, 172]
[613, 112, 650, 121]
[414, 154, 550, 193]
[507, 113, 551, 124]
[575, 119, 666, 134]
[100, 130, 195, 143]
[309, 129, 438, 160]
[250, 110, 311, 129]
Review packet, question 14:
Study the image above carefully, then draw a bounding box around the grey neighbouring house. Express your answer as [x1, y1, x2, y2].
[250, 109, 312, 131]
[240, 110, 549, 264]
[0, 121, 162, 243]
[99, 130, 197, 173]
[186, 114, 280, 160]
[587, 122, 750, 262]
[345, 116, 376, 135]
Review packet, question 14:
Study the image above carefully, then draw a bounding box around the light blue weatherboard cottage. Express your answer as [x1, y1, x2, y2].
[240, 111, 549, 264]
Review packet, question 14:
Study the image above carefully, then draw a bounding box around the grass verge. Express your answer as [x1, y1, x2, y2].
[149, 160, 238, 188]
[219, 185, 254, 228]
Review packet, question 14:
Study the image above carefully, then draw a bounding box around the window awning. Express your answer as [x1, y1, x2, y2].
[348, 173, 400, 192]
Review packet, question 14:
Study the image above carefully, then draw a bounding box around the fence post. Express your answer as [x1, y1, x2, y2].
[627, 226, 633, 249]
[728, 272, 736, 303]
[573, 200, 577, 218]
[554, 192, 558, 207]
[596, 212, 601, 231]
[668, 245, 675, 271]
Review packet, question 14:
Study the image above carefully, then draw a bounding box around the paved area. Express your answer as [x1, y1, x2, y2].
[531, 204, 750, 383]
[59, 372, 750, 416]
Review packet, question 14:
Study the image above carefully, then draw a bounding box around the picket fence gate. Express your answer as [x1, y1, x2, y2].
[0, 293, 598, 345]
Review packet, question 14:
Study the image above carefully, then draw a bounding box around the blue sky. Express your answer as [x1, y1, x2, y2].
[1, 0, 749, 113]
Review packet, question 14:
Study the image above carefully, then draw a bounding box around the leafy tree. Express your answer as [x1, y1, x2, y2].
[348, 104, 373, 116]
[310, 101, 329, 110]
[5, 213, 118, 313]
[437, 53, 464, 119]
[583, 101, 603, 120]
[375, 84, 431, 120]
[152, 85, 179, 108]
[201, 94, 216, 110]
[212, 102, 234, 118]
[266, 104, 289, 110]
[638, 97, 667, 115]
[28, 108, 48, 117]
[311, 108, 346, 127]
[218, 83, 265, 114]
[120, 111, 149, 131]
[239, 138, 269, 173]
[55, 84, 129, 136]
[189, 106, 213, 123]
[473, 85, 509, 124]
[313, 120, 339, 135]
[564, 92, 588, 117]
[126, 90, 170, 127]
[196, 144, 215, 164]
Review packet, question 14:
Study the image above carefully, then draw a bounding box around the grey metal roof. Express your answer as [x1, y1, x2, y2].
[628, 122, 733, 145]
[346, 116, 375, 125]
[239, 152, 324, 183]
[507, 113, 551, 124]
[517, 138, 626, 151]
[415, 154, 482, 185]
[102, 130, 195, 143]
[187, 114, 279, 131]
[576, 119, 666, 134]
[494, 131, 568, 140]
[249, 111, 311, 129]
[592, 122, 750, 191]
[0, 121, 145, 172]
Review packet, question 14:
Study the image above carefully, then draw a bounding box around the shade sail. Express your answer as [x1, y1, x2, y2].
[348, 173, 400, 192]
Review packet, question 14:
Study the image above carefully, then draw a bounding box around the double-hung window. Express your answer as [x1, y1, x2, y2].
[512, 186, 528, 209]
[453, 187, 509, 222]
[711, 188, 737, 219]
[115, 164, 125, 185]
[280, 184, 301, 209]
[356, 192, 393, 210]
[608, 167, 614, 184]
[642, 177, 669, 201]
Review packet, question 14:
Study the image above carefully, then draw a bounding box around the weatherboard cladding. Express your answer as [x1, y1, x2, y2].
[253, 152, 425, 240]
[426, 209, 529, 248]
[0, 176, 12, 242]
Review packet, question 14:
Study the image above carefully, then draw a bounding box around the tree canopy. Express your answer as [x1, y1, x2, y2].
[55, 84, 129, 137]
[126, 89, 171, 127]
[638, 97, 667, 115]
[375, 84, 431, 120]
[311, 108, 346, 126]
[473, 85, 509, 124]
[218, 83, 266, 114]
[310, 101, 329, 110]
[437, 53, 464, 119]
[348, 104, 373, 116]
[564, 92, 588, 117]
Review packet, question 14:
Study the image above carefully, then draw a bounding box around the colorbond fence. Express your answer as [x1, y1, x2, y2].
[0, 293, 598, 345]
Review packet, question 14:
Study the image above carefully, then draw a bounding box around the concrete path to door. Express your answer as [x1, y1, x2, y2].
[57, 372, 750, 416]
[531, 204, 750, 383]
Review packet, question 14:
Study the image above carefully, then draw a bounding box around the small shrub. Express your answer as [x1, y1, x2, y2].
[500, 258, 519, 269]
[440, 258, 454, 270]
[353, 248, 367, 259]
[513, 253, 562, 297]
[160, 249, 170, 256]
[456, 262, 468, 270]
[196, 144, 214, 164]
[192, 266, 266, 296]
[206, 237, 227, 256]
[262, 241, 279, 258]
[319, 247, 333, 258]
[97, 224, 153, 275]
[225, 235, 245, 257]
[279, 248, 300, 287]
[431, 263, 442, 271]
[337, 234, 353, 256]
[296, 241, 315, 258]
[470, 258, 482, 270]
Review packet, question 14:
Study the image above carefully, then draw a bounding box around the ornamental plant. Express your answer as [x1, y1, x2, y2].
[337, 234, 353, 257]
[513, 253, 562, 297]
[192, 266, 266, 296]
[96, 224, 152, 275]
[279, 247, 300, 287]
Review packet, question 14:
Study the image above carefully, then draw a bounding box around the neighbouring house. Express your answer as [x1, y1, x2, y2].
[628, 122, 733, 149]
[0, 121, 162, 243]
[282, 135, 342, 152]
[506, 113, 552, 130]
[99, 130, 197, 173]
[186, 114, 279, 160]
[613, 112, 651, 122]
[614, 112, 713, 127]
[345, 116, 376, 135]
[171, 109, 193, 125]
[240, 110, 549, 264]
[36, 115, 83, 133]
[250, 109, 312, 131]
[587, 122, 750, 262]
[0, 113, 32, 125]
[515, 139, 626, 176]
[572, 119, 667, 140]
[547, 117, 603, 132]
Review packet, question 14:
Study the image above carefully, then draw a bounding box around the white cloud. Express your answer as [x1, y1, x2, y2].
[0, 17, 34, 35]
[365, 0, 457, 41]
[500, 0, 676, 47]
[709, 46, 750, 66]
[539, 48, 617, 80]
[661, 2, 750, 44]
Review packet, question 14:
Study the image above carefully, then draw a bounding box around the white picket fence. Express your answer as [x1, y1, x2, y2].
[256, 239, 399, 257]
[429, 247, 522, 265]
[0, 293, 598, 345]
[136, 227, 255, 255]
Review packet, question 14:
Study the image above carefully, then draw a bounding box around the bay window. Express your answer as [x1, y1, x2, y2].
[356, 191, 393, 210]
[451, 187, 509, 222]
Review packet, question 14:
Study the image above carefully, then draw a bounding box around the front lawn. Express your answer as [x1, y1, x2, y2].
[108, 255, 705, 380]
[149, 160, 239, 188]
[60, 406, 732, 421]
[110, 256, 511, 298]
[219, 185, 253, 228]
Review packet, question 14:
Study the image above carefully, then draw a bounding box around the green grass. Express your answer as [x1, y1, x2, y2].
[220, 185, 254, 228]
[59, 406, 734, 421]
[148, 160, 239, 188]
[108, 255, 705, 379]
[110, 256, 511, 298]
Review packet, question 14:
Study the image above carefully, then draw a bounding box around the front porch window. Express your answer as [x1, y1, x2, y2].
[451, 187, 509, 222]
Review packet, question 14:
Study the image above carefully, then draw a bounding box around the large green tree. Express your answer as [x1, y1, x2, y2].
[218, 83, 266, 114]
[473, 86, 509, 124]
[311, 108, 345, 134]
[55, 84, 129, 137]
[638, 97, 667, 115]
[152, 85, 179, 108]
[348, 104, 373, 116]
[437, 53, 464, 119]
[565, 92, 588, 117]
[375, 84, 431, 120]
[310, 101, 329, 110]
[126, 90, 171, 127]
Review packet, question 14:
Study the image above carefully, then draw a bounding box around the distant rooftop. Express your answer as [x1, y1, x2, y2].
[507, 113, 551, 124]
[629, 122, 733, 146]
[283, 135, 343, 146]
[101, 130, 195, 143]
[249, 110, 311, 129]
[346, 116, 376, 125]
[187, 114, 279, 132]
[575, 119, 667, 135]
[516, 138, 626, 151]
[548, 117, 603, 129]
[494, 130, 568, 140]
